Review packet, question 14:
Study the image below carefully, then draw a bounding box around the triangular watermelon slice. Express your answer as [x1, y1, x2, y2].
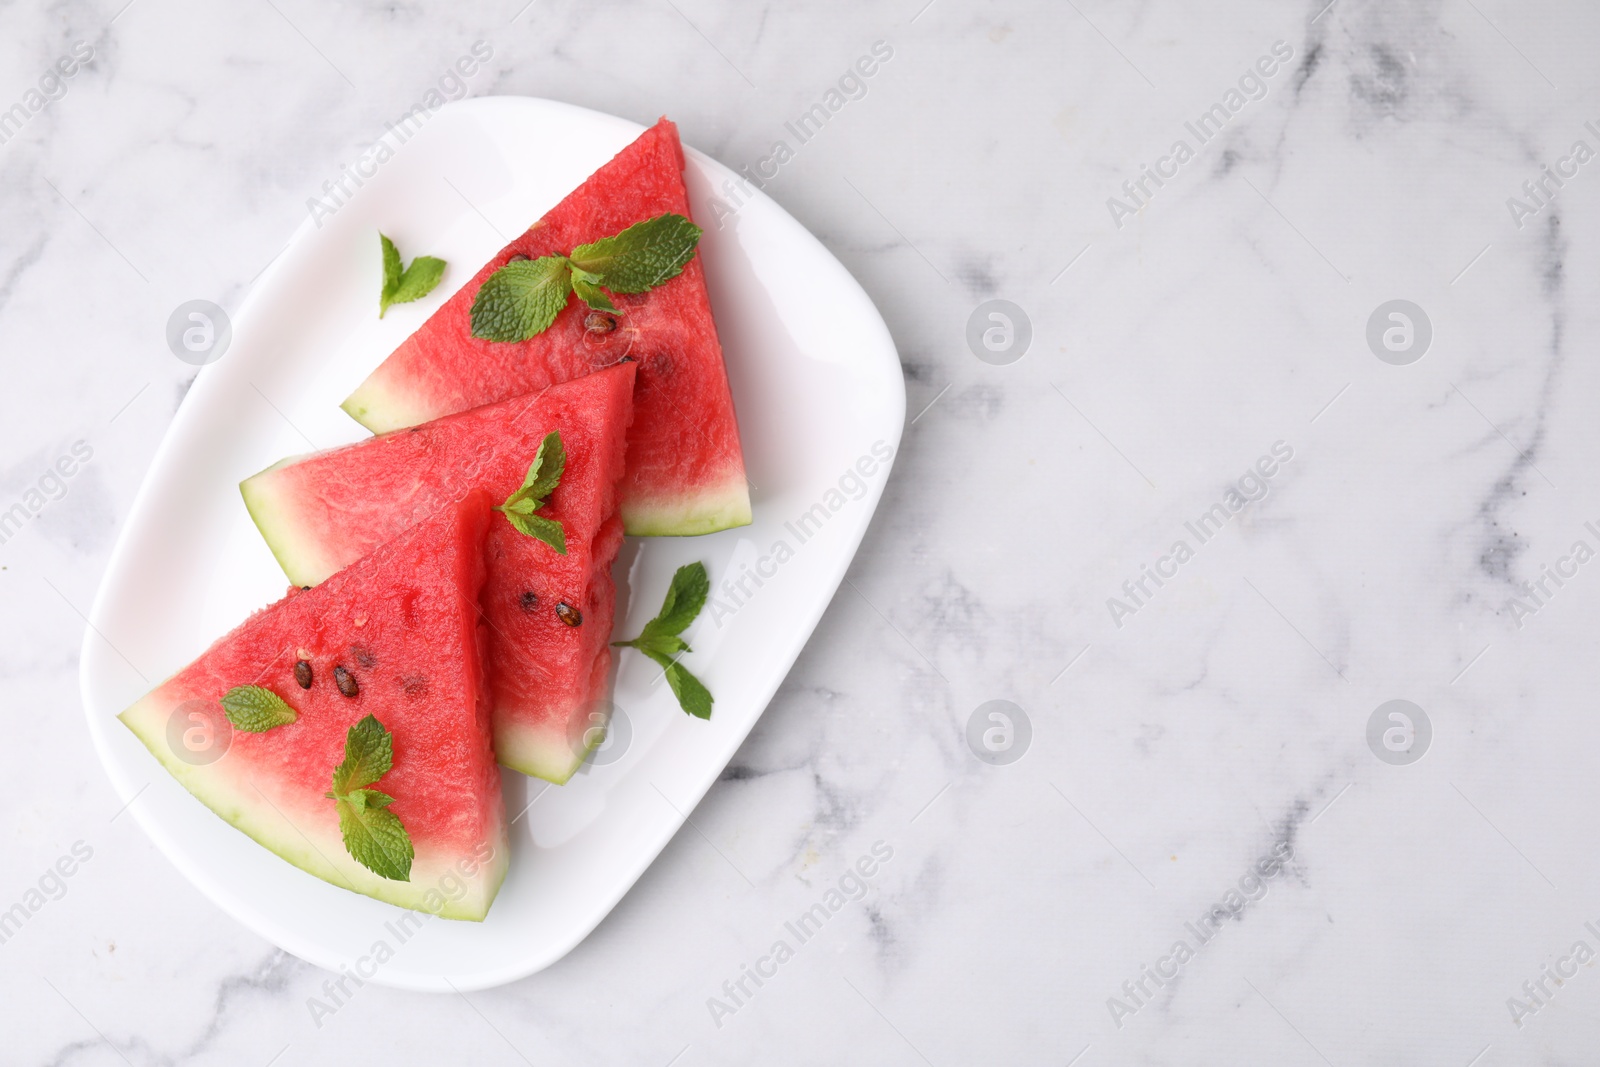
[242, 363, 635, 784]
[341, 117, 751, 538]
[119, 491, 508, 919]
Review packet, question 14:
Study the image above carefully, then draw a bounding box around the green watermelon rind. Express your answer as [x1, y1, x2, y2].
[118, 692, 510, 921]
[339, 377, 428, 437]
[620, 474, 752, 538]
[239, 459, 330, 589]
[495, 719, 600, 786]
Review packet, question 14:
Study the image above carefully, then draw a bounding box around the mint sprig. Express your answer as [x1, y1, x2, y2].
[219, 685, 297, 732]
[613, 562, 713, 719]
[379, 233, 447, 318]
[495, 431, 567, 554]
[568, 213, 703, 293]
[324, 714, 413, 881]
[470, 213, 701, 342]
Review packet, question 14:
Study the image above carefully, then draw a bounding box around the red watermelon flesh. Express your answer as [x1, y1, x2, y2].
[341, 118, 751, 538]
[118, 492, 507, 919]
[242, 364, 635, 784]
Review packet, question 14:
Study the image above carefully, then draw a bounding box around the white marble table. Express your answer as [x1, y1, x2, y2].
[5, 0, 1600, 1062]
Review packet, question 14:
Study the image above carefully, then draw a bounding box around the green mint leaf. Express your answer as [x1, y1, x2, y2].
[326, 716, 412, 880]
[379, 235, 446, 318]
[666, 663, 713, 720]
[495, 432, 567, 552]
[219, 685, 298, 732]
[393, 255, 446, 306]
[570, 268, 617, 313]
[638, 647, 714, 720]
[330, 713, 394, 795]
[568, 213, 702, 294]
[645, 562, 710, 640]
[522, 430, 566, 500]
[498, 485, 535, 512]
[498, 496, 540, 518]
[470, 255, 572, 341]
[613, 633, 689, 656]
[469, 215, 699, 342]
[617, 566, 713, 718]
[502, 510, 567, 553]
[339, 787, 392, 812]
[379, 234, 403, 316]
[334, 794, 413, 881]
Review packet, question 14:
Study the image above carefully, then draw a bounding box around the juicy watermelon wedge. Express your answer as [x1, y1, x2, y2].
[118, 492, 508, 920]
[242, 364, 635, 784]
[341, 117, 751, 538]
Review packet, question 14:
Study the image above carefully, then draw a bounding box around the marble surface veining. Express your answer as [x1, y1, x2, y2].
[5, 0, 1600, 1063]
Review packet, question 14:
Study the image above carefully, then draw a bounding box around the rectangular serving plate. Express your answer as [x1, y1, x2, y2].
[79, 97, 904, 990]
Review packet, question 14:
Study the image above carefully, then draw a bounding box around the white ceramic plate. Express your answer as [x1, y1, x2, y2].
[79, 97, 903, 991]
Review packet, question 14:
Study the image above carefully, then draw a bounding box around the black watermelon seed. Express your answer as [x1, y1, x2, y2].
[519, 591, 539, 613]
[556, 602, 582, 627]
[333, 666, 359, 698]
[293, 660, 313, 689]
[353, 646, 376, 669]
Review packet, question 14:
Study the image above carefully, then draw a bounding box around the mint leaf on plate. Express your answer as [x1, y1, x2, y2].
[639, 647, 713, 721]
[379, 234, 447, 318]
[614, 562, 714, 719]
[391, 256, 446, 306]
[380, 234, 403, 305]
